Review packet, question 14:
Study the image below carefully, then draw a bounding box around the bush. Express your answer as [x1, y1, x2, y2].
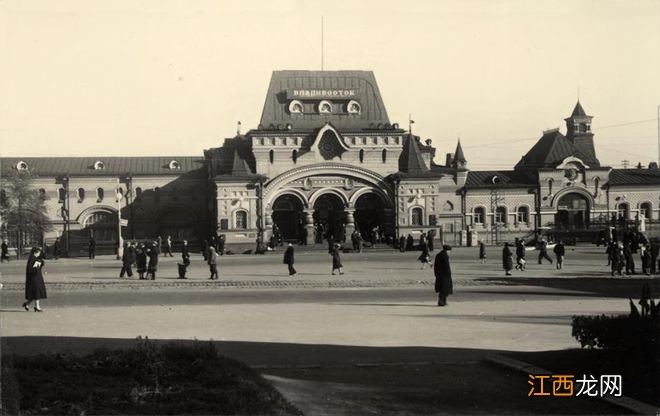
[571, 283, 659, 355]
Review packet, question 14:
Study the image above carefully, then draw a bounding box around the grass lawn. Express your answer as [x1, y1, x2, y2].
[1, 339, 302, 415]
[507, 349, 659, 407]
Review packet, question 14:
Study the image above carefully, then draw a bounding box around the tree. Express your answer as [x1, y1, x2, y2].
[0, 170, 53, 259]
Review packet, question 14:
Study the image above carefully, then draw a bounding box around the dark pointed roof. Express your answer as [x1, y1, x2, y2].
[259, 70, 390, 131]
[515, 129, 594, 170]
[230, 149, 253, 176]
[398, 134, 429, 174]
[570, 101, 587, 117]
[453, 140, 467, 164]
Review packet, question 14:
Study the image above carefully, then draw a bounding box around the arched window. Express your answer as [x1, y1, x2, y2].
[96, 187, 104, 202]
[292, 149, 298, 164]
[382, 149, 387, 163]
[235, 210, 247, 229]
[548, 178, 554, 195]
[495, 206, 507, 224]
[411, 207, 423, 226]
[84, 211, 117, 242]
[640, 202, 652, 220]
[77, 188, 85, 202]
[473, 207, 486, 225]
[516, 206, 529, 224]
[359, 149, 364, 163]
[617, 202, 629, 219]
[269, 150, 274, 164]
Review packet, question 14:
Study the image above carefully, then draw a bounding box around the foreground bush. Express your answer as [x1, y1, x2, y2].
[2, 338, 302, 415]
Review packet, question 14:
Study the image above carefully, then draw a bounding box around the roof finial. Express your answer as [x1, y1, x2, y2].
[321, 16, 324, 71]
[408, 114, 415, 134]
[237, 120, 242, 136]
[577, 84, 580, 101]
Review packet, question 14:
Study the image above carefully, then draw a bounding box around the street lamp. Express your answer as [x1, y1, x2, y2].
[116, 188, 123, 259]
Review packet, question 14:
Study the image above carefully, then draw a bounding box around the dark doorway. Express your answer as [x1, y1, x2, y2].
[354, 193, 385, 236]
[272, 194, 304, 241]
[555, 193, 590, 229]
[313, 193, 345, 241]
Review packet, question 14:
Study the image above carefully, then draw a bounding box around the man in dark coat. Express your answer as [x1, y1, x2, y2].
[283, 243, 296, 276]
[406, 234, 414, 251]
[1, 240, 10, 262]
[217, 235, 225, 255]
[433, 245, 453, 306]
[23, 247, 47, 312]
[538, 239, 552, 265]
[427, 230, 435, 251]
[399, 235, 406, 253]
[119, 241, 133, 278]
[515, 238, 526, 270]
[202, 239, 209, 261]
[88, 236, 96, 259]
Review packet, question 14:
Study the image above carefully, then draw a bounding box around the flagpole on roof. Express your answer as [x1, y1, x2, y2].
[408, 114, 415, 135]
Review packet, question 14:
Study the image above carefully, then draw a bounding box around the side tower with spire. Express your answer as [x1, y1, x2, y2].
[565, 101, 599, 167]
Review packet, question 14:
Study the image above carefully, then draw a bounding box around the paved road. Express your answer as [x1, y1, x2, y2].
[1, 246, 657, 415]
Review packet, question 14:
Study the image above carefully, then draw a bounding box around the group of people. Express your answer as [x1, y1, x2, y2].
[606, 240, 659, 276]
[118, 240, 164, 280]
[479, 238, 566, 276]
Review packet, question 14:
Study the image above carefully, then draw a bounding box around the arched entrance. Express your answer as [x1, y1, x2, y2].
[555, 193, 590, 229]
[272, 194, 304, 241]
[83, 211, 118, 242]
[313, 193, 345, 241]
[354, 193, 385, 236]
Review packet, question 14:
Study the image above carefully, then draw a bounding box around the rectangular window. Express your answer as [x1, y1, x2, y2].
[220, 219, 229, 230]
[495, 207, 507, 224]
[517, 207, 529, 223]
[474, 209, 484, 225]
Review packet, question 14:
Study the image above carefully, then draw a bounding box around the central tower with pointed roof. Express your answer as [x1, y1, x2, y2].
[565, 101, 598, 167]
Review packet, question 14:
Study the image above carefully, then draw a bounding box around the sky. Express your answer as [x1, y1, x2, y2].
[1, 0, 659, 169]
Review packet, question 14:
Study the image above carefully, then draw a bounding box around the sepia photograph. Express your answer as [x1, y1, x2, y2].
[1, 1, 659, 414]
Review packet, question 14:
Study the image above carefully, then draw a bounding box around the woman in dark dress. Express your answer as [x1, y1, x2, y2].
[502, 242, 513, 276]
[146, 242, 159, 280]
[135, 243, 147, 279]
[23, 247, 47, 312]
[331, 243, 344, 275]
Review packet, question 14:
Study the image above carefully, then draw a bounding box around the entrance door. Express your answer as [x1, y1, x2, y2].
[272, 194, 304, 241]
[313, 193, 345, 241]
[354, 193, 385, 236]
[556, 193, 590, 229]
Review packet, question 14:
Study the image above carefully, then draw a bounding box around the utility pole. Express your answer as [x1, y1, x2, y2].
[321, 16, 324, 71]
[657, 105, 659, 165]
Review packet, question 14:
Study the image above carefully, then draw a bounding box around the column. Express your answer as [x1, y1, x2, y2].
[304, 209, 315, 245]
[344, 208, 356, 240]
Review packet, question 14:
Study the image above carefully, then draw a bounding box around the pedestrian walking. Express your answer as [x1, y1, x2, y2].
[428, 230, 435, 251]
[623, 242, 635, 275]
[399, 235, 406, 253]
[515, 238, 526, 270]
[640, 245, 652, 276]
[605, 242, 614, 266]
[611, 243, 624, 276]
[22, 247, 47, 312]
[207, 246, 219, 280]
[553, 240, 565, 269]
[165, 235, 173, 257]
[478, 240, 487, 263]
[88, 236, 96, 259]
[202, 239, 209, 261]
[327, 234, 335, 254]
[283, 243, 296, 276]
[331, 243, 344, 275]
[119, 241, 133, 278]
[1, 240, 10, 262]
[52, 238, 61, 260]
[177, 239, 191, 279]
[157, 236, 163, 257]
[418, 241, 431, 270]
[433, 245, 453, 306]
[218, 235, 225, 255]
[136, 243, 147, 279]
[146, 242, 159, 280]
[502, 242, 513, 276]
[651, 241, 659, 274]
[406, 234, 414, 251]
[537, 239, 553, 265]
